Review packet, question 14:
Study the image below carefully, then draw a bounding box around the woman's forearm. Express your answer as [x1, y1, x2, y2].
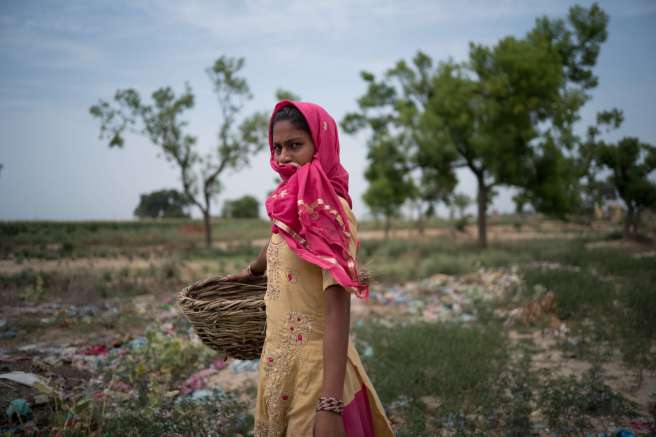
[321, 285, 350, 400]
[250, 242, 269, 275]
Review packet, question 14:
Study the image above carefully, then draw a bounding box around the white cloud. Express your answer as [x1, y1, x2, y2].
[1, 0, 655, 219]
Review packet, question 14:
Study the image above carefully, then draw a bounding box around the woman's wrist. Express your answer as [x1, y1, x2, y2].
[247, 263, 265, 277]
[316, 396, 344, 415]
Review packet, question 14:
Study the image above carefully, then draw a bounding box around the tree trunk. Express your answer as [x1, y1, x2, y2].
[202, 210, 212, 248]
[477, 176, 488, 248]
[623, 205, 633, 239]
[416, 209, 425, 236]
[417, 218, 425, 236]
[384, 214, 391, 240]
[633, 210, 641, 238]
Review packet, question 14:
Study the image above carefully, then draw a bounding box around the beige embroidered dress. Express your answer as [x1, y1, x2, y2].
[254, 198, 394, 436]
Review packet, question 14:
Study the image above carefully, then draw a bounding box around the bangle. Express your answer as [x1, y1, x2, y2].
[247, 263, 264, 277]
[315, 396, 344, 415]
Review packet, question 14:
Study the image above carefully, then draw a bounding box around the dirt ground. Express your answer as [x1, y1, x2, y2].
[1, 220, 654, 435]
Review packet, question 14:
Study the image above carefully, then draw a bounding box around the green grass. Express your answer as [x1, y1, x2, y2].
[0, 218, 271, 259]
[356, 212, 548, 232]
[360, 238, 583, 282]
[355, 319, 638, 435]
[355, 321, 508, 435]
[0, 261, 185, 304]
[520, 268, 616, 320]
[537, 364, 637, 431]
[97, 393, 253, 437]
[517, 244, 656, 372]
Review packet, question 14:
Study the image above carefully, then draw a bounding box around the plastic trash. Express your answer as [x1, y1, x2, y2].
[212, 357, 227, 370]
[190, 389, 213, 400]
[82, 344, 108, 356]
[0, 371, 46, 387]
[129, 336, 148, 350]
[228, 360, 259, 373]
[2, 330, 17, 338]
[628, 421, 654, 433]
[362, 345, 375, 359]
[181, 368, 219, 394]
[5, 399, 32, 420]
[185, 388, 227, 403]
[614, 429, 635, 437]
[33, 394, 49, 405]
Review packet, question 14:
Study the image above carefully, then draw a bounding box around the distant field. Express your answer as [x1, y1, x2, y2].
[0, 212, 625, 259]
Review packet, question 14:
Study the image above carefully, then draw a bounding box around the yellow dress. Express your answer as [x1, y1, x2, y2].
[254, 198, 394, 437]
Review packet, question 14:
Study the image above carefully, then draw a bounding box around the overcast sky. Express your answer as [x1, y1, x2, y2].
[1, 0, 655, 221]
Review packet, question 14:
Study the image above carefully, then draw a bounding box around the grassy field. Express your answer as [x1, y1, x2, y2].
[1, 216, 654, 435]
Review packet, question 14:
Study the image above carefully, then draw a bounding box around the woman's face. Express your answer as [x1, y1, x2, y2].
[272, 120, 315, 167]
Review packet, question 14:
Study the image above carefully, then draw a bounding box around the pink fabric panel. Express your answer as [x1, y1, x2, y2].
[342, 385, 375, 437]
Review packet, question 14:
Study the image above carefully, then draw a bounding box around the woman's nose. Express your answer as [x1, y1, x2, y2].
[279, 147, 292, 163]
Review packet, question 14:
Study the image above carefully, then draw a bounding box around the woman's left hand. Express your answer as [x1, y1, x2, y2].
[313, 411, 345, 437]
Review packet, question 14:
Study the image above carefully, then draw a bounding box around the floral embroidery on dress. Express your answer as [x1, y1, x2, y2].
[256, 311, 313, 436]
[266, 239, 282, 301]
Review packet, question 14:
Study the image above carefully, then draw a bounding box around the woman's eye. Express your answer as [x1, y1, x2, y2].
[274, 145, 282, 154]
[291, 142, 301, 149]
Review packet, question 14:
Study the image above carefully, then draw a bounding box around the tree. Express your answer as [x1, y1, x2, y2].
[362, 134, 415, 239]
[344, 4, 608, 248]
[448, 192, 473, 232]
[596, 138, 656, 237]
[134, 189, 191, 219]
[575, 109, 623, 218]
[451, 193, 472, 219]
[221, 195, 260, 219]
[584, 110, 656, 237]
[275, 89, 301, 101]
[90, 56, 268, 247]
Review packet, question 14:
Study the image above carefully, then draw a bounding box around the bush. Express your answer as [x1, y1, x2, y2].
[221, 195, 260, 219]
[134, 189, 191, 219]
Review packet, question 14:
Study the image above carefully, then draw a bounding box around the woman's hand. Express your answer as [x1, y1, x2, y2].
[220, 266, 254, 283]
[221, 242, 269, 283]
[221, 243, 269, 282]
[313, 411, 345, 437]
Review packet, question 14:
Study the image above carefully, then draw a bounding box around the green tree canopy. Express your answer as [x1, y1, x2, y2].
[90, 56, 268, 247]
[362, 133, 415, 238]
[275, 89, 301, 101]
[221, 195, 260, 219]
[343, 3, 609, 247]
[596, 137, 656, 237]
[134, 189, 191, 219]
[583, 110, 656, 237]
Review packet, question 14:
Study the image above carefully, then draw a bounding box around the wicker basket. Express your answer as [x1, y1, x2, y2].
[177, 276, 267, 360]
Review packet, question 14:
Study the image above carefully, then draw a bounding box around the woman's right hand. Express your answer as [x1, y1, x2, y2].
[222, 243, 268, 283]
[222, 264, 265, 283]
[221, 267, 253, 283]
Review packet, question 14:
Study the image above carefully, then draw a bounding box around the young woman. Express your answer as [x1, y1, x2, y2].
[228, 100, 393, 437]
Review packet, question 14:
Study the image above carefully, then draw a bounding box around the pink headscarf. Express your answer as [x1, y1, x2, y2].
[264, 100, 368, 298]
